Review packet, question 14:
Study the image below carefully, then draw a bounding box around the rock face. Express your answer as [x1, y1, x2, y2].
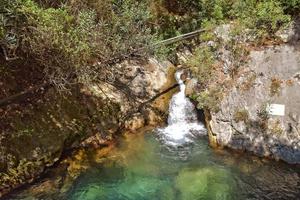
[0, 58, 176, 197]
[207, 44, 300, 164]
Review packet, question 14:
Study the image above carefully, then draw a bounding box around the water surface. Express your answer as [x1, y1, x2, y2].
[65, 131, 299, 200]
[7, 71, 300, 200]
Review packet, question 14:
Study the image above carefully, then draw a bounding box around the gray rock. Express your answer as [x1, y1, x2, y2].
[208, 44, 300, 164]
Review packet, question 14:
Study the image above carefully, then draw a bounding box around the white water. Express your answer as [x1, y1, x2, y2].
[157, 71, 206, 146]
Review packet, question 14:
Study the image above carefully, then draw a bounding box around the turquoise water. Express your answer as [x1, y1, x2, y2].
[63, 131, 299, 200]
[4, 70, 299, 200]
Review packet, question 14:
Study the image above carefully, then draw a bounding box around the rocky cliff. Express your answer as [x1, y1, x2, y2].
[191, 23, 300, 164]
[0, 58, 176, 197]
[207, 44, 300, 164]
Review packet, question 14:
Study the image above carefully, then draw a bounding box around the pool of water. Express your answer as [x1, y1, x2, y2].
[56, 130, 299, 200]
[6, 70, 300, 200]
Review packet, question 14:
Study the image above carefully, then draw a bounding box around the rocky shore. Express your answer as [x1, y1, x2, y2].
[0, 58, 176, 197]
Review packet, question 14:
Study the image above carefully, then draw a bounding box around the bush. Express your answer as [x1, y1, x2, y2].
[256, 103, 270, 131]
[150, 0, 292, 43]
[196, 87, 223, 113]
[270, 77, 282, 96]
[255, 1, 290, 36]
[187, 46, 216, 85]
[0, 0, 158, 89]
[149, 0, 202, 38]
[269, 119, 284, 135]
[279, 0, 300, 14]
[233, 109, 249, 123]
[240, 73, 257, 91]
[17, 0, 95, 88]
[257, 104, 269, 121]
[1, 0, 298, 91]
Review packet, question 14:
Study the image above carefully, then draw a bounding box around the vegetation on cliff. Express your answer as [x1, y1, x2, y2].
[0, 0, 160, 89]
[1, 0, 298, 90]
[181, 0, 298, 112]
[1, 0, 300, 197]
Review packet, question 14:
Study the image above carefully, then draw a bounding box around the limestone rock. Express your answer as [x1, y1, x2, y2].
[207, 44, 300, 164]
[214, 24, 232, 42]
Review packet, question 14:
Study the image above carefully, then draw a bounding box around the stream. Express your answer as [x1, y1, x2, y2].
[7, 72, 300, 200]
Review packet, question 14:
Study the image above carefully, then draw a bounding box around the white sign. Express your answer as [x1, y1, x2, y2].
[267, 104, 285, 116]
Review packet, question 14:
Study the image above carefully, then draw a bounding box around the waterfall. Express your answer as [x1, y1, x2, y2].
[157, 71, 206, 146]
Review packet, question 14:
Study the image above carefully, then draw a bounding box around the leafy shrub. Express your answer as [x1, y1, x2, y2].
[270, 77, 282, 96]
[269, 119, 284, 135]
[196, 87, 223, 113]
[257, 104, 269, 121]
[1, 0, 298, 91]
[225, 40, 250, 77]
[149, 0, 202, 38]
[0, 0, 158, 89]
[150, 0, 292, 42]
[256, 103, 270, 131]
[233, 109, 249, 123]
[240, 73, 257, 91]
[187, 46, 216, 85]
[17, 0, 95, 88]
[255, 1, 291, 37]
[279, 0, 300, 14]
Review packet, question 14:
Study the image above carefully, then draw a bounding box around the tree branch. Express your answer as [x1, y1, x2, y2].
[0, 82, 50, 107]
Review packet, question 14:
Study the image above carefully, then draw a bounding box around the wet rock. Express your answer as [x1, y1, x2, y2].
[185, 78, 199, 96]
[124, 114, 145, 132]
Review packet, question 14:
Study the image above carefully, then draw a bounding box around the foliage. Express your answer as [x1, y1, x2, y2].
[149, 0, 202, 38]
[240, 73, 257, 91]
[196, 86, 223, 113]
[254, 1, 291, 39]
[187, 46, 216, 85]
[269, 119, 284, 135]
[150, 0, 292, 42]
[257, 104, 269, 121]
[149, 0, 234, 39]
[233, 109, 249, 123]
[279, 0, 300, 14]
[0, 0, 159, 89]
[0, 0, 299, 90]
[270, 77, 282, 96]
[231, 0, 291, 41]
[225, 40, 250, 77]
[256, 103, 270, 131]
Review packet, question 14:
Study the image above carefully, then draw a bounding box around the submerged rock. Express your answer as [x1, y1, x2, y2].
[175, 167, 232, 200]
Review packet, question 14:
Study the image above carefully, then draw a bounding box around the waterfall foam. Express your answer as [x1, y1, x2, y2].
[157, 71, 206, 146]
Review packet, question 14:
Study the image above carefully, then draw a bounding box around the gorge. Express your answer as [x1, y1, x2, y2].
[1, 0, 300, 199]
[4, 70, 300, 200]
